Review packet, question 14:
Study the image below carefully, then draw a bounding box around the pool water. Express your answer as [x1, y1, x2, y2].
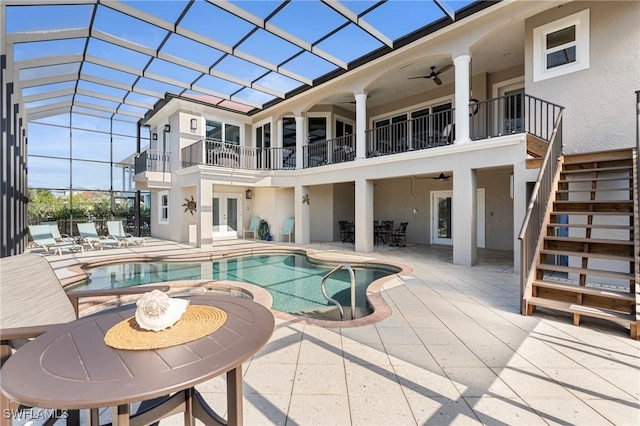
[74, 254, 396, 319]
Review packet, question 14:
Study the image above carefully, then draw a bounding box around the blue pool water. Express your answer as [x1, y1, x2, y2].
[74, 254, 397, 318]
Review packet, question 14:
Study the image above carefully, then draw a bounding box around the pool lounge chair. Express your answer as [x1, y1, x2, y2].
[0, 253, 170, 425]
[243, 216, 261, 239]
[282, 218, 294, 242]
[42, 221, 75, 243]
[106, 220, 145, 246]
[28, 224, 84, 256]
[78, 222, 121, 250]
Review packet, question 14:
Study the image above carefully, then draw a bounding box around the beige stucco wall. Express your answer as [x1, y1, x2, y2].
[309, 184, 334, 241]
[477, 168, 514, 251]
[333, 183, 355, 240]
[525, 1, 640, 153]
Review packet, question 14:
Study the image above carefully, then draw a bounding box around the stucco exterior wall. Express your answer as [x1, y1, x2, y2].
[477, 167, 513, 251]
[525, 1, 640, 153]
[309, 184, 334, 242]
[333, 183, 355, 241]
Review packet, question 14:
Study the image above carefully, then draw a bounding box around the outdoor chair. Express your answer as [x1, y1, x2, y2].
[78, 222, 121, 250]
[107, 220, 145, 246]
[0, 253, 169, 426]
[243, 216, 261, 239]
[42, 221, 75, 243]
[28, 224, 84, 256]
[390, 221, 408, 247]
[339, 220, 354, 243]
[282, 218, 295, 242]
[379, 220, 394, 244]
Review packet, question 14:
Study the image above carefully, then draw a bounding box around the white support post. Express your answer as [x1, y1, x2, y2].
[355, 93, 367, 160]
[294, 184, 310, 244]
[452, 168, 477, 266]
[454, 54, 471, 144]
[354, 178, 374, 253]
[295, 116, 304, 169]
[197, 182, 213, 248]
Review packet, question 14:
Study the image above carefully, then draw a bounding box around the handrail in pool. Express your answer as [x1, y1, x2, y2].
[321, 264, 356, 320]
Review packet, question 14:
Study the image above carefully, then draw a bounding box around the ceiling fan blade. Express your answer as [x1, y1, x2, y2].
[437, 63, 454, 74]
[433, 76, 443, 85]
[408, 76, 429, 79]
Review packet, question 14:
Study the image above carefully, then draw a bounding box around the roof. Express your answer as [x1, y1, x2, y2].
[4, 0, 495, 124]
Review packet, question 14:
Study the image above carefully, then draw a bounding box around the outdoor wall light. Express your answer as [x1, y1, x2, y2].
[164, 124, 171, 133]
[190, 118, 198, 131]
[152, 133, 157, 140]
[245, 189, 253, 199]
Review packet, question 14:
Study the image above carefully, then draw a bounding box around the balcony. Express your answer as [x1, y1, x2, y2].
[134, 94, 562, 176]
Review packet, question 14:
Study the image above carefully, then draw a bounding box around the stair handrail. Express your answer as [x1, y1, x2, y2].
[517, 108, 565, 314]
[320, 264, 356, 321]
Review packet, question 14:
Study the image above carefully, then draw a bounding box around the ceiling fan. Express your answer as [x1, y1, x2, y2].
[408, 64, 453, 86]
[432, 173, 450, 181]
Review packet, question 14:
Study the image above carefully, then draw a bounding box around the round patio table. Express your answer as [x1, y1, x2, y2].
[0, 295, 274, 426]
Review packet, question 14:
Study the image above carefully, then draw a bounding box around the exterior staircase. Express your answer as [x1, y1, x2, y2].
[525, 148, 639, 339]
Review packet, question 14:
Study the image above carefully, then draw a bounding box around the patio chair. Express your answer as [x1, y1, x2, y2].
[282, 218, 294, 242]
[0, 253, 170, 426]
[78, 222, 121, 250]
[42, 221, 75, 243]
[243, 216, 261, 239]
[28, 224, 84, 256]
[107, 220, 145, 246]
[389, 221, 408, 247]
[379, 220, 394, 244]
[339, 220, 354, 243]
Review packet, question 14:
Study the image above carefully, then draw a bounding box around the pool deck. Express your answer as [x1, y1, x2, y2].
[18, 239, 640, 425]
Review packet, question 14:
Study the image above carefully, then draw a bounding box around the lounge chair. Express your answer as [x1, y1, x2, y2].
[0, 253, 170, 425]
[28, 224, 84, 256]
[243, 216, 261, 239]
[107, 220, 145, 246]
[282, 218, 294, 242]
[78, 222, 121, 250]
[42, 221, 75, 243]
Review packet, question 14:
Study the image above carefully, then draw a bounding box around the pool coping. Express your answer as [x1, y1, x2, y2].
[62, 245, 413, 328]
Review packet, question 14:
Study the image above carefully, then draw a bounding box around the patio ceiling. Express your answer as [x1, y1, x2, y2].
[4, 0, 492, 124]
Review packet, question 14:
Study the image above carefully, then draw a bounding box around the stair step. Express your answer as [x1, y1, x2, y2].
[553, 200, 633, 213]
[540, 249, 635, 262]
[547, 223, 633, 230]
[559, 176, 631, 184]
[528, 297, 636, 326]
[544, 236, 634, 245]
[561, 166, 632, 174]
[536, 264, 635, 280]
[533, 280, 635, 300]
[563, 149, 634, 164]
[556, 188, 632, 193]
[551, 211, 633, 217]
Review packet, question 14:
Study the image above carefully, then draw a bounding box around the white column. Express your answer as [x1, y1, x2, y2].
[355, 93, 367, 160]
[354, 178, 374, 253]
[454, 54, 471, 144]
[452, 168, 477, 266]
[512, 164, 526, 272]
[294, 184, 310, 244]
[295, 115, 305, 169]
[197, 181, 213, 248]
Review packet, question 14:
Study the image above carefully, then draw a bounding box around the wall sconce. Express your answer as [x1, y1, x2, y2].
[164, 124, 171, 133]
[152, 133, 157, 140]
[245, 189, 253, 199]
[190, 118, 198, 131]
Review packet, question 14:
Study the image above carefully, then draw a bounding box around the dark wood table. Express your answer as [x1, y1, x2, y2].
[0, 295, 274, 426]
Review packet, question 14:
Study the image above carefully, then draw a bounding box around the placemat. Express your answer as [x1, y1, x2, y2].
[105, 305, 227, 350]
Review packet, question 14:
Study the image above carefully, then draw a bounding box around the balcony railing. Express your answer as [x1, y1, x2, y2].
[181, 139, 295, 170]
[366, 109, 454, 158]
[134, 149, 170, 173]
[302, 134, 355, 168]
[135, 93, 564, 174]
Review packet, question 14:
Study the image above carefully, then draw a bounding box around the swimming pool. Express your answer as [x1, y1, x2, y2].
[74, 254, 399, 320]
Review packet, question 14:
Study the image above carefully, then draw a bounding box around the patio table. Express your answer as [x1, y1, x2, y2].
[0, 295, 274, 426]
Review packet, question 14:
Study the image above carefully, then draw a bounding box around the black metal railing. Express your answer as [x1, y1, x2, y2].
[517, 108, 564, 314]
[470, 93, 563, 142]
[365, 109, 454, 158]
[135, 149, 170, 173]
[302, 134, 355, 168]
[181, 139, 296, 170]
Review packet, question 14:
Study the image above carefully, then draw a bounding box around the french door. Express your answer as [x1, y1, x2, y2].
[212, 193, 242, 240]
[430, 189, 485, 247]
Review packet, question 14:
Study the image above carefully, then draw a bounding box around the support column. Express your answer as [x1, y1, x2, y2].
[512, 164, 526, 272]
[197, 181, 213, 248]
[454, 54, 471, 144]
[294, 184, 310, 244]
[354, 178, 373, 253]
[295, 115, 304, 169]
[452, 168, 477, 266]
[355, 93, 367, 160]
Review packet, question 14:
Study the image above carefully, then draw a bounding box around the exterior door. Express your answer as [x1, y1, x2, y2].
[212, 193, 241, 240]
[430, 189, 485, 247]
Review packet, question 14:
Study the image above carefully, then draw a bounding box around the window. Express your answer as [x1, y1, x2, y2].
[533, 9, 589, 82]
[158, 191, 169, 224]
[206, 120, 241, 145]
[307, 117, 326, 144]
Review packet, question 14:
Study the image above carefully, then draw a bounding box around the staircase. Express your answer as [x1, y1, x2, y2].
[525, 148, 639, 339]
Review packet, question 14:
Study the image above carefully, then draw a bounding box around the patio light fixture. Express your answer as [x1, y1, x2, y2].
[190, 118, 198, 131]
[152, 133, 157, 140]
[164, 124, 171, 133]
[245, 189, 253, 199]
